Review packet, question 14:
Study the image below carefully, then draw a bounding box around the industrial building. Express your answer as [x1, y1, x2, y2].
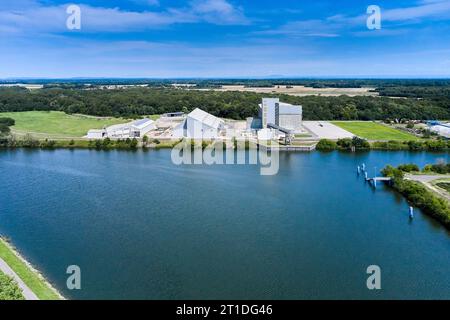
[259, 98, 302, 132]
[87, 118, 155, 139]
[429, 122, 450, 139]
[173, 108, 225, 139]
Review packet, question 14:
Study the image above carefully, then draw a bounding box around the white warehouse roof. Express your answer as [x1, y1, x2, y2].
[131, 118, 154, 130]
[188, 108, 224, 129]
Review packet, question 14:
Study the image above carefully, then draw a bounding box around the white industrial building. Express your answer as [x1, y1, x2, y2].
[86, 129, 106, 139]
[259, 98, 302, 132]
[429, 123, 450, 139]
[87, 118, 155, 139]
[173, 108, 225, 139]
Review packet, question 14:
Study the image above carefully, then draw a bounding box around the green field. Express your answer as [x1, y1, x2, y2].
[332, 121, 419, 141]
[0, 111, 126, 138]
[0, 238, 61, 300]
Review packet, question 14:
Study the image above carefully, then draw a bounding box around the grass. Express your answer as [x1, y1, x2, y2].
[0, 111, 126, 138]
[0, 238, 61, 300]
[436, 182, 450, 193]
[147, 114, 161, 121]
[294, 133, 313, 138]
[434, 179, 450, 193]
[331, 121, 419, 141]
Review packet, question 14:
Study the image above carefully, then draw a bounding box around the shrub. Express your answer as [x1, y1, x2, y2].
[398, 163, 420, 173]
[337, 138, 353, 150]
[40, 139, 56, 149]
[0, 272, 24, 300]
[352, 136, 370, 149]
[21, 134, 39, 148]
[0, 124, 10, 135]
[316, 139, 337, 150]
[0, 117, 15, 127]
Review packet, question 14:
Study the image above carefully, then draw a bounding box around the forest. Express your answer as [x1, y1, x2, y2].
[0, 82, 449, 121]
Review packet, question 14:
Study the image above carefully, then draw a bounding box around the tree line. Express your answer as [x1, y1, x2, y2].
[382, 163, 450, 229]
[0, 86, 449, 121]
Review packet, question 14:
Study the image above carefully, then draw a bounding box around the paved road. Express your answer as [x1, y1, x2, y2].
[0, 257, 39, 300]
[405, 174, 450, 201]
[302, 121, 354, 140]
[405, 174, 450, 183]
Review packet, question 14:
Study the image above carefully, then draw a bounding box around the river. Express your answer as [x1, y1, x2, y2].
[0, 149, 449, 299]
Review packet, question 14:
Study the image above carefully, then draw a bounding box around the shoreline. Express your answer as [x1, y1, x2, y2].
[1, 143, 449, 152]
[0, 237, 65, 300]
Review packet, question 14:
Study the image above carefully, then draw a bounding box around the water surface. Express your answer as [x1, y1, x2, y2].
[0, 149, 449, 299]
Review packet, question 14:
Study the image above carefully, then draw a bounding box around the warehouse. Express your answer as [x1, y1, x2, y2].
[429, 123, 450, 139]
[173, 108, 225, 139]
[87, 118, 155, 139]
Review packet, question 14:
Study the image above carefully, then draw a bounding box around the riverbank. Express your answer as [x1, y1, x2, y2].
[0, 237, 63, 300]
[382, 165, 450, 230]
[317, 138, 449, 152]
[1, 136, 449, 152]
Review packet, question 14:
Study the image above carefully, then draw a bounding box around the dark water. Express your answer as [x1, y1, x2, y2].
[0, 149, 449, 300]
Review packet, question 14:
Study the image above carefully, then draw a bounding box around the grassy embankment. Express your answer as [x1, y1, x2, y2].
[0, 111, 166, 149]
[435, 179, 450, 193]
[0, 111, 126, 139]
[0, 238, 61, 300]
[332, 121, 420, 141]
[317, 122, 448, 151]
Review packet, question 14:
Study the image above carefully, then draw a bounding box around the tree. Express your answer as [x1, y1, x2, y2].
[398, 164, 420, 172]
[337, 138, 353, 150]
[352, 137, 370, 149]
[316, 139, 337, 150]
[0, 117, 15, 126]
[130, 138, 138, 149]
[0, 272, 25, 300]
[22, 134, 39, 148]
[0, 124, 10, 136]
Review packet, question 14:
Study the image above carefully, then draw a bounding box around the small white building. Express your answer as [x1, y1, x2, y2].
[87, 118, 155, 139]
[173, 108, 225, 139]
[130, 118, 156, 138]
[87, 129, 106, 139]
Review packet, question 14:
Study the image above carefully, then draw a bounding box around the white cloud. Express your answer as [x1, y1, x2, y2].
[0, 0, 249, 35]
[190, 0, 247, 24]
[383, 0, 450, 22]
[257, 0, 450, 38]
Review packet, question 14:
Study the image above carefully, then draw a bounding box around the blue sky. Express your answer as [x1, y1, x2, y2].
[1, 0, 450, 78]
